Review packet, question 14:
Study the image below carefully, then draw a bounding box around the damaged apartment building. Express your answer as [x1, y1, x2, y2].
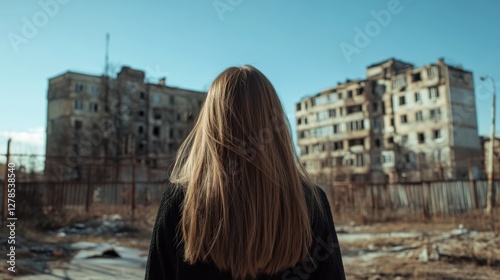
[296, 58, 481, 184]
[45, 66, 206, 181]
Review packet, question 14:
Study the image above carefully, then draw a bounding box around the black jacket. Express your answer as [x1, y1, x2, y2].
[145, 184, 345, 279]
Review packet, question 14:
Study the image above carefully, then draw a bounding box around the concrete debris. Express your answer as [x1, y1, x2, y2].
[54, 214, 133, 237]
[340, 224, 500, 267]
[450, 223, 468, 236]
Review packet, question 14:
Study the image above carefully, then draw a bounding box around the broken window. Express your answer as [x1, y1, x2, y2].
[153, 108, 162, 120]
[138, 126, 144, 134]
[357, 88, 364, 95]
[375, 139, 381, 148]
[347, 90, 353, 99]
[399, 95, 406, 105]
[140, 91, 146, 99]
[153, 126, 160, 137]
[388, 137, 394, 144]
[333, 141, 343, 150]
[418, 132, 425, 144]
[346, 105, 363, 115]
[169, 128, 174, 138]
[297, 118, 302, 125]
[138, 110, 145, 117]
[296, 103, 301, 111]
[414, 92, 421, 102]
[412, 72, 422, 82]
[348, 138, 364, 147]
[430, 108, 441, 120]
[433, 129, 442, 140]
[89, 102, 98, 113]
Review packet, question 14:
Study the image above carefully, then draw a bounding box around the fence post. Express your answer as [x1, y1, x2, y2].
[468, 158, 477, 209]
[131, 156, 136, 220]
[422, 181, 430, 219]
[85, 167, 92, 213]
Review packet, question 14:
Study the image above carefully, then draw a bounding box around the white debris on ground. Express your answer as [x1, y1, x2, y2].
[0, 214, 149, 280]
[54, 214, 133, 237]
[339, 224, 500, 279]
[5, 241, 148, 280]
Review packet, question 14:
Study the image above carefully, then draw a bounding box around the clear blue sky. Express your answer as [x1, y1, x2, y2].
[1, 0, 499, 155]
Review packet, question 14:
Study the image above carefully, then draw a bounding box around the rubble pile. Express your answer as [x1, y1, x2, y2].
[340, 224, 500, 279]
[53, 214, 135, 237]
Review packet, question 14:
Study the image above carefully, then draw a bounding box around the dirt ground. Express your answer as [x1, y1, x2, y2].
[338, 211, 500, 280]
[1, 210, 499, 279]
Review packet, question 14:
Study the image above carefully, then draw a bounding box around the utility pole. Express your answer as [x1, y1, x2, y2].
[481, 75, 497, 214]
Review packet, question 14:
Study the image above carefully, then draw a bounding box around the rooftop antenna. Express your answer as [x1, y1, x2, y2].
[105, 33, 110, 76]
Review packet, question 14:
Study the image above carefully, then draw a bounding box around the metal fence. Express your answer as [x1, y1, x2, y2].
[0, 152, 498, 222]
[327, 180, 499, 219]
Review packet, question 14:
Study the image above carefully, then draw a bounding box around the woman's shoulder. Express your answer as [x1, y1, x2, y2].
[158, 182, 186, 214]
[302, 183, 330, 207]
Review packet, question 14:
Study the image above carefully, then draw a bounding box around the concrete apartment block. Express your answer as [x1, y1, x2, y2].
[296, 58, 481, 184]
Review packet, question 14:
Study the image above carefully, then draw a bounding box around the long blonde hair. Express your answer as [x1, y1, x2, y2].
[170, 65, 323, 279]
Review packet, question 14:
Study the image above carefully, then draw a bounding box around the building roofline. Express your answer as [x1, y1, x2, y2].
[48, 70, 103, 81]
[48, 68, 207, 93]
[146, 83, 207, 94]
[367, 57, 414, 68]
